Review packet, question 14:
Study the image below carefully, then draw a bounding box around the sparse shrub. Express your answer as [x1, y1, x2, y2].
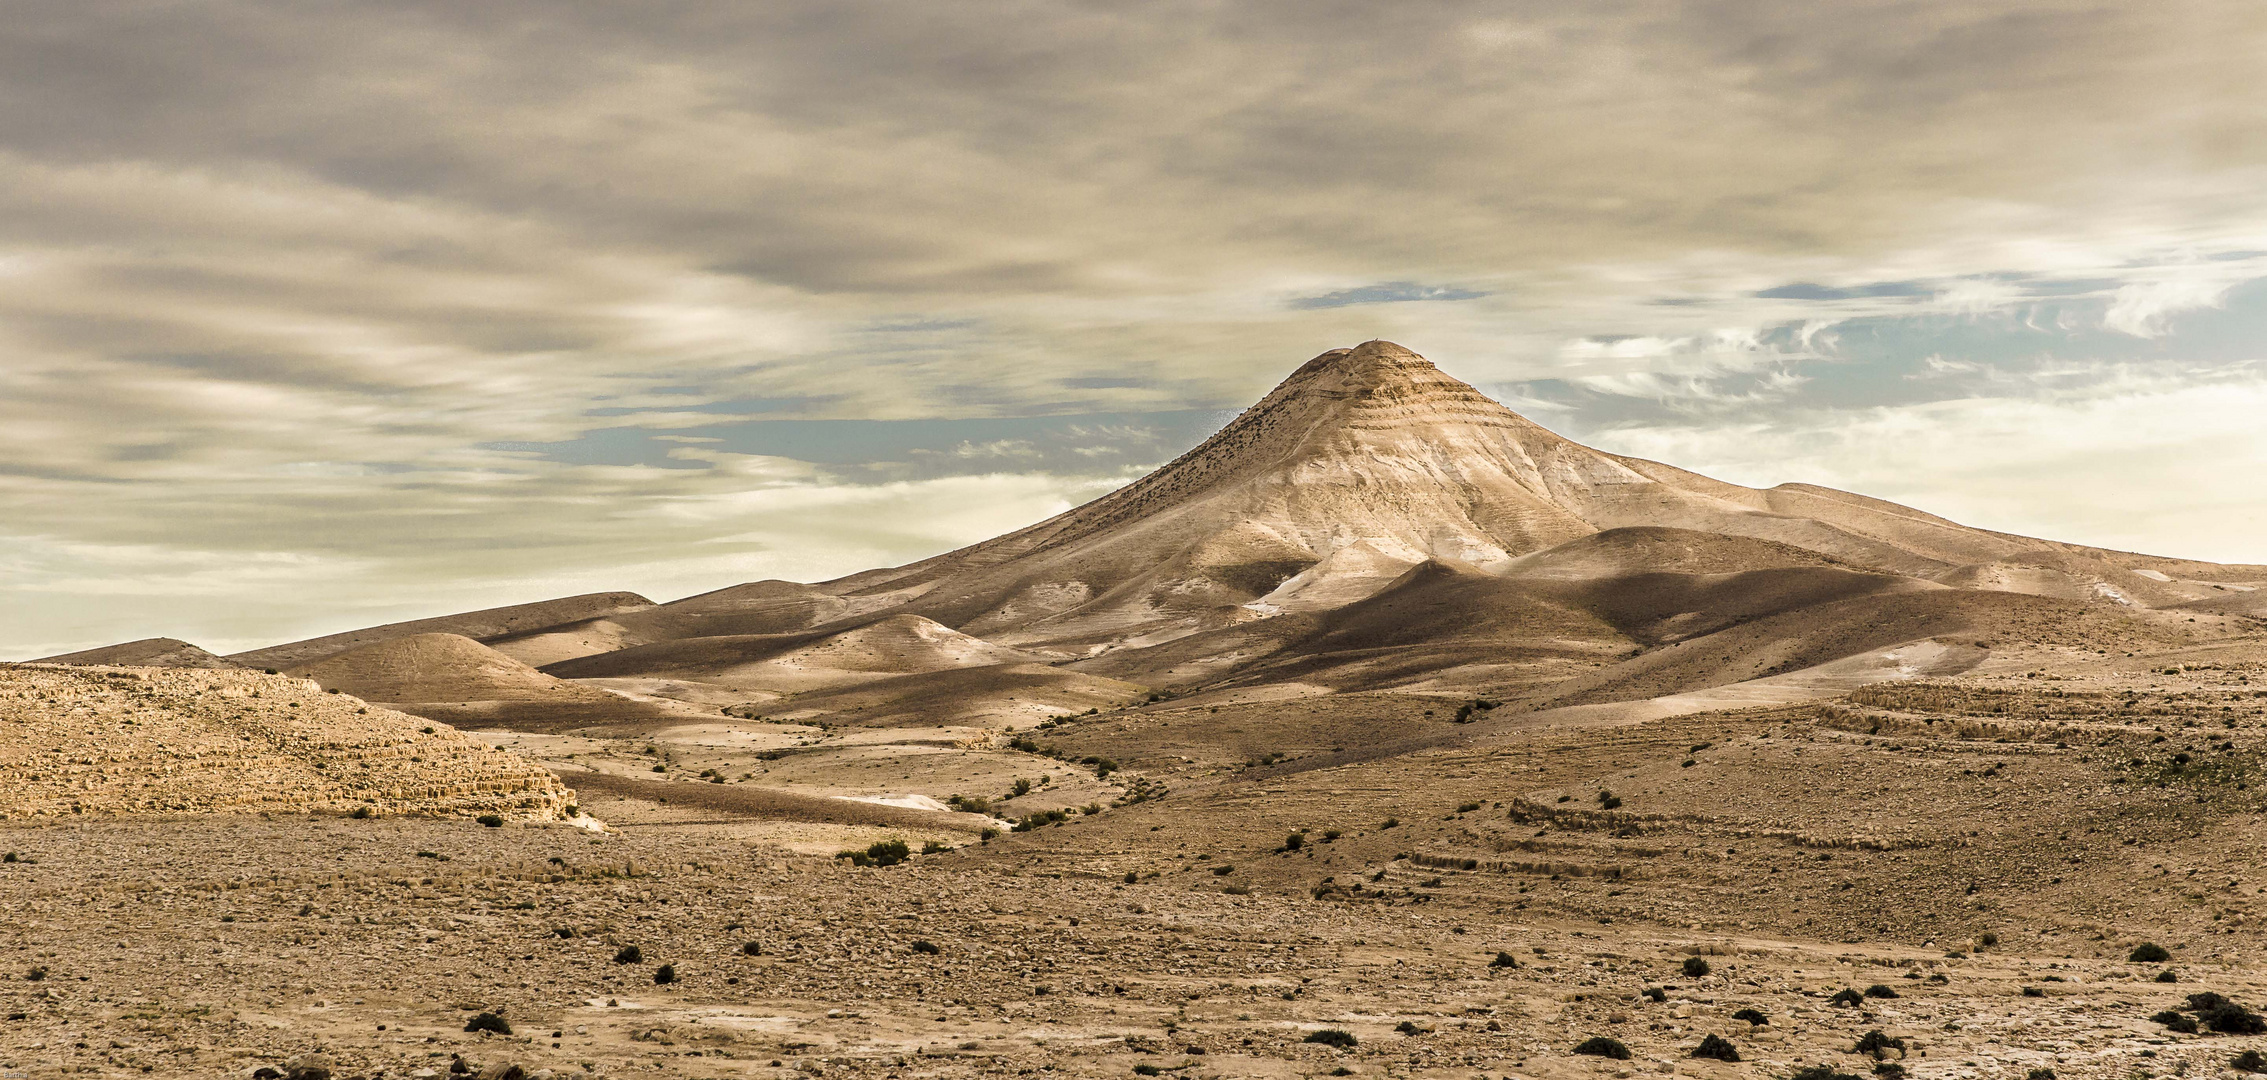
[1829, 988, 1864, 1007]
[1682, 956, 1711, 978]
[1875, 1065, 1907, 1080]
[1790, 1067, 1860, 1080]
[2024, 1070, 2055, 1080]
[2193, 993, 2267, 1035]
[912, 940, 940, 955]
[1853, 1031, 1907, 1059]
[1691, 1034, 1739, 1061]
[1211, 864, 1235, 876]
[1134, 1065, 1164, 1076]
[614, 945, 642, 965]
[2153, 1010, 2199, 1034]
[1224, 884, 1251, 895]
[1012, 809, 1072, 832]
[2157, 969, 2179, 983]
[1864, 984, 1899, 999]
[1123, 871, 1138, 884]
[947, 794, 994, 815]
[350, 807, 372, 820]
[2021, 986, 2045, 998]
[24, 967, 46, 982]
[476, 815, 504, 828]
[653, 963, 676, 984]
[464, 1012, 511, 1035]
[2131, 942, 2173, 963]
[922, 841, 950, 855]
[2234, 1050, 2267, 1073]
[1573, 1036, 1631, 1060]
[1091, 758, 1118, 778]
[1380, 817, 1399, 829]
[1598, 790, 1622, 810]
[741, 941, 761, 956]
[1010, 778, 1032, 798]
[1977, 932, 1998, 947]
[1642, 986, 1667, 1002]
[865, 839, 910, 866]
[1304, 1029, 1358, 1048]
[1, 853, 15, 863]
[1732, 1007, 1768, 1025]
[1456, 802, 1481, 814]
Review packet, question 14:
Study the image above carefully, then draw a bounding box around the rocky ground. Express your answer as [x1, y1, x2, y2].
[9, 649, 2267, 1080]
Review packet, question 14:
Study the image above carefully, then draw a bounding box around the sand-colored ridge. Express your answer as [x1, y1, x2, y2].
[30, 637, 239, 669]
[288, 632, 620, 705]
[0, 664, 574, 820]
[230, 590, 656, 669]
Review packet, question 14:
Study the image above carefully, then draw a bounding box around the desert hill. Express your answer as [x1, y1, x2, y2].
[0, 663, 575, 820]
[546, 614, 1051, 693]
[229, 590, 655, 670]
[31, 637, 239, 669]
[285, 632, 620, 704]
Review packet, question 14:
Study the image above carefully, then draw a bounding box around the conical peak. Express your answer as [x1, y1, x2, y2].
[1285, 339, 1436, 393]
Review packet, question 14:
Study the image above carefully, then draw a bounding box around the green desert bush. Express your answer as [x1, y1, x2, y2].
[2131, 942, 2173, 963]
[614, 945, 642, 965]
[1303, 1029, 1358, 1048]
[1691, 1034, 1739, 1061]
[1682, 956, 1711, 978]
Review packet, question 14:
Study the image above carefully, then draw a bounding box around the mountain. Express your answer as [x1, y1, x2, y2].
[63, 340, 2267, 728]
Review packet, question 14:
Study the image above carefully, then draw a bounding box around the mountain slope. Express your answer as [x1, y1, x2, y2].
[33, 638, 239, 669]
[230, 591, 656, 669]
[287, 633, 619, 705]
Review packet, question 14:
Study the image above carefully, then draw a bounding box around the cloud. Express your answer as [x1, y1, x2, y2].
[1585, 367, 2267, 565]
[2104, 276, 2239, 337]
[8, 2, 2267, 650]
[1753, 281, 1934, 301]
[1290, 282, 1489, 309]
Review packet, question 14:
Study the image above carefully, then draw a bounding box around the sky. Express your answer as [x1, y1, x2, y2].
[9, 1, 2267, 657]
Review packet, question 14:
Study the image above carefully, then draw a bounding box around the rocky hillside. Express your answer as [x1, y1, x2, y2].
[0, 664, 577, 821]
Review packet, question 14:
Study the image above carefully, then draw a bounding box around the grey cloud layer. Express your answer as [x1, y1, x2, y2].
[7, 1, 2267, 653]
